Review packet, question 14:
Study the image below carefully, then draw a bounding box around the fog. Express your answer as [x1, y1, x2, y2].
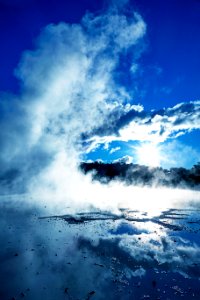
[0, 4, 200, 300]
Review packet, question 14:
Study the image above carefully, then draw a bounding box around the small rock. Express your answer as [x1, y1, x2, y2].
[89, 291, 95, 295]
[64, 288, 68, 293]
[20, 292, 25, 298]
[152, 280, 157, 288]
[94, 263, 104, 267]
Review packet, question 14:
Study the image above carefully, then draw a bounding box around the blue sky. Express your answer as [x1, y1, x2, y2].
[0, 0, 200, 170]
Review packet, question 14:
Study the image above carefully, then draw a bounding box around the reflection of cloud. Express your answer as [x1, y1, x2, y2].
[0, 2, 200, 299]
[50, 208, 200, 282]
[78, 218, 200, 279]
[0, 201, 116, 300]
[1, 197, 200, 299]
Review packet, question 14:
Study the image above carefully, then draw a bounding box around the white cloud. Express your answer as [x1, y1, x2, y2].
[0, 3, 199, 217]
[0, 6, 147, 202]
[109, 146, 121, 154]
[130, 63, 138, 73]
[14, 10, 146, 152]
[85, 101, 200, 152]
[113, 155, 133, 164]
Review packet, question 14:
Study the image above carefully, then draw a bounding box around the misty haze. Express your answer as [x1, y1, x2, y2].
[0, 1, 200, 300]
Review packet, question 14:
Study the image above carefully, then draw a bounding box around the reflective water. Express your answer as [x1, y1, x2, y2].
[1, 197, 200, 300]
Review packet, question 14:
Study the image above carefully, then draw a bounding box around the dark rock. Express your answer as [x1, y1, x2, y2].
[152, 280, 157, 288]
[89, 291, 95, 295]
[20, 292, 25, 297]
[94, 263, 104, 267]
[64, 288, 69, 294]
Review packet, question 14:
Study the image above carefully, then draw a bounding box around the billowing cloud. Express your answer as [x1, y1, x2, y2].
[1, 4, 200, 300]
[0, 7, 146, 194]
[84, 101, 200, 151]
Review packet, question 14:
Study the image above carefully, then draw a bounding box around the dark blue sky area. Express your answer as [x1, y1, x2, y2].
[0, 0, 200, 111]
[0, 0, 103, 92]
[134, 0, 200, 109]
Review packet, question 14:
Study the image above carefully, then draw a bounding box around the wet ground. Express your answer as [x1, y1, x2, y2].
[1, 197, 200, 300]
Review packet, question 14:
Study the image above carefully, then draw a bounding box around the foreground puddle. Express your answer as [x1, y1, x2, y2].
[1, 201, 200, 299]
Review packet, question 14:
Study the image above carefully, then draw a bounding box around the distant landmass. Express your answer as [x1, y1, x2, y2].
[80, 162, 200, 190]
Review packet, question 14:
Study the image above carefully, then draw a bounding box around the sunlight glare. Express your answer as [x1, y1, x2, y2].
[136, 142, 161, 167]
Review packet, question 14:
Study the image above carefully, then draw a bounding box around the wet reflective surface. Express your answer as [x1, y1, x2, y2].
[1, 197, 200, 300]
